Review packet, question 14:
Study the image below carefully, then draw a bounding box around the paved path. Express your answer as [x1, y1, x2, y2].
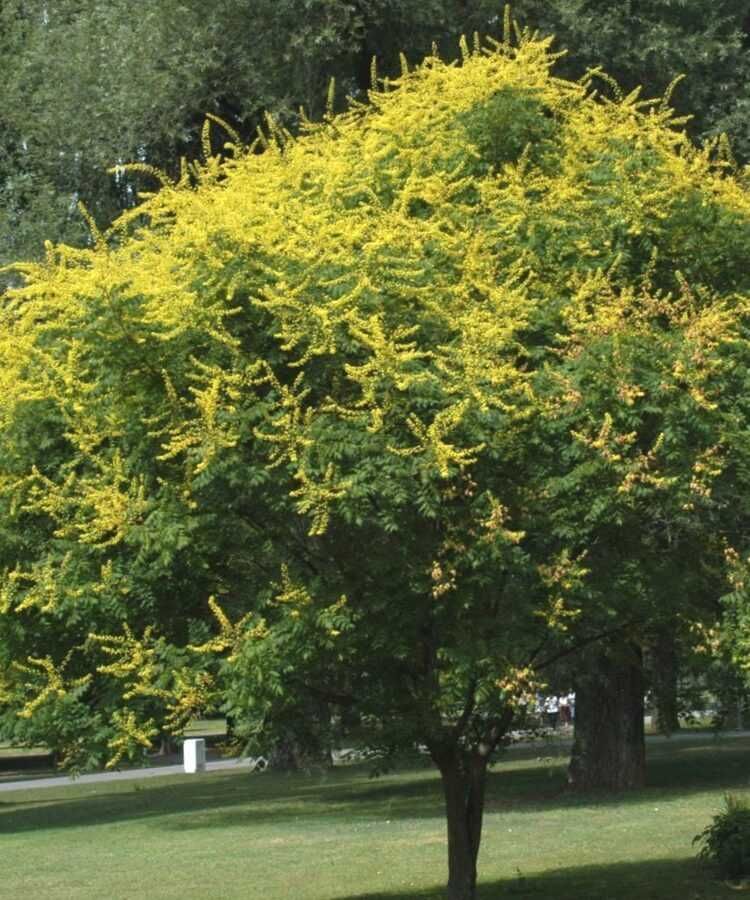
[3, 730, 750, 794]
[0, 757, 259, 793]
[648, 728, 750, 742]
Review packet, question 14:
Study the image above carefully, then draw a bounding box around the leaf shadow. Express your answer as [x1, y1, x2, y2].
[336, 856, 731, 900]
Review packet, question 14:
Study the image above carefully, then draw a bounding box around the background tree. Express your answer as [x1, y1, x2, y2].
[3, 0, 750, 281]
[515, 0, 750, 157]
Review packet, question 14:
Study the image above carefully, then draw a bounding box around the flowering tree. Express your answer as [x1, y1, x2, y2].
[2, 22, 750, 899]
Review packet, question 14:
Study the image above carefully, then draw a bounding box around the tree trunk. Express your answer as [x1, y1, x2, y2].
[651, 628, 680, 735]
[267, 732, 303, 772]
[267, 730, 333, 772]
[433, 747, 488, 900]
[157, 733, 178, 756]
[267, 700, 333, 772]
[568, 640, 645, 791]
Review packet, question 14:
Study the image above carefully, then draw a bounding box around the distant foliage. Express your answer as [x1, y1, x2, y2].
[3, 0, 750, 276]
[515, 0, 750, 158]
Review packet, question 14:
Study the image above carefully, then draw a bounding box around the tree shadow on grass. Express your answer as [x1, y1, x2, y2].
[335, 857, 733, 900]
[1, 737, 749, 836]
[0, 765, 445, 834]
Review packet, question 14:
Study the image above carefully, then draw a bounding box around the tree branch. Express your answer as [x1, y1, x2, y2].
[453, 675, 478, 740]
[533, 617, 643, 671]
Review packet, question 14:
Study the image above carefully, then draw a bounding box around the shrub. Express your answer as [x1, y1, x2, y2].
[694, 794, 750, 880]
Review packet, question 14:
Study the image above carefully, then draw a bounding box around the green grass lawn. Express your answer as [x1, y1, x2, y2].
[1, 736, 748, 899]
[0, 745, 49, 758]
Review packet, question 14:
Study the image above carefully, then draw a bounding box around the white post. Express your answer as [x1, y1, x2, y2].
[183, 738, 206, 774]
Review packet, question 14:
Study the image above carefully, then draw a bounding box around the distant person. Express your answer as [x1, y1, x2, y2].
[567, 692, 576, 724]
[545, 695, 560, 730]
[559, 695, 571, 726]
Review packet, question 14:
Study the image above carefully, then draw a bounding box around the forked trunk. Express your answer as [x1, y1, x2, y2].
[568, 640, 645, 791]
[433, 747, 488, 900]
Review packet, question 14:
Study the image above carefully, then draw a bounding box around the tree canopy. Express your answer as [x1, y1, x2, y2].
[3, 0, 750, 277]
[2, 22, 750, 900]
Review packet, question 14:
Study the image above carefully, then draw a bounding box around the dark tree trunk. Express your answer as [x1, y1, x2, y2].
[267, 731, 333, 772]
[568, 640, 645, 791]
[651, 628, 680, 735]
[268, 732, 303, 772]
[267, 700, 333, 772]
[340, 706, 361, 730]
[432, 747, 489, 900]
[157, 733, 178, 756]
